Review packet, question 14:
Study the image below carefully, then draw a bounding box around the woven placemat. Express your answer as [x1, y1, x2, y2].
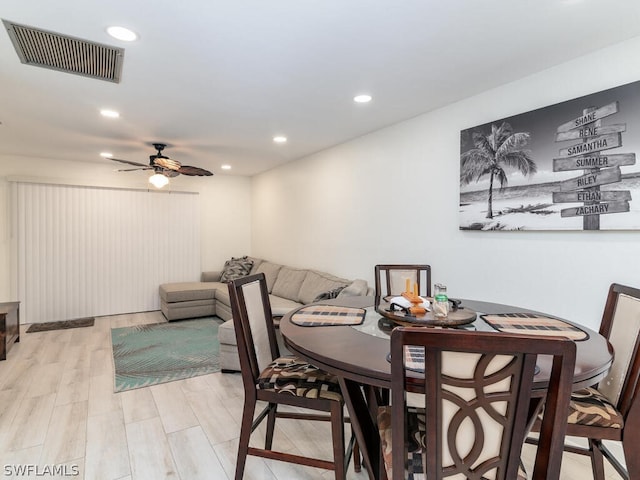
[385, 346, 425, 372]
[291, 305, 366, 327]
[481, 313, 588, 341]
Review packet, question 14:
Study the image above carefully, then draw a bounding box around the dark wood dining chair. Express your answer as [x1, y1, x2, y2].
[228, 273, 358, 480]
[379, 326, 576, 480]
[374, 264, 432, 300]
[527, 283, 640, 479]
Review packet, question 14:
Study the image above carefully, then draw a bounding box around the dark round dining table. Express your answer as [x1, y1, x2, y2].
[280, 295, 613, 480]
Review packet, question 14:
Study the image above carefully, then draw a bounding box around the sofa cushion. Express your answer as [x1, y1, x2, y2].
[162, 298, 214, 308]
[159, 282, 217, 303]
[220, 256, 254, 283]
[255, 262, 283, 292]
[215, 284, 231, 305]
[248, 257, 264, 275]
[269, 295, 304, 317]
[201, 271, 222, 282]
[298, 270, 350, 305]
[337, 279, 369, 298]
[218, 319, 238, 345]
[272, 267, 308, 302]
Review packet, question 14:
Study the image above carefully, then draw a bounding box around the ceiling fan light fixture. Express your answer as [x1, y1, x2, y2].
[149, 173, 169, 188]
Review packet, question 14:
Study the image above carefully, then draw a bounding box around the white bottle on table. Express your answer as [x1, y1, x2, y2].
[433, 283, 449, 318]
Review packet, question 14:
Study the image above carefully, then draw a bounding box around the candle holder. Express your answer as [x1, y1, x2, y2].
[401, 290, 427, 315]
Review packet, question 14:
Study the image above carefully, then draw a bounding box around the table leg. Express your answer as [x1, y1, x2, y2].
[364, 385, 389, 480]
[338, 378, 388, 480]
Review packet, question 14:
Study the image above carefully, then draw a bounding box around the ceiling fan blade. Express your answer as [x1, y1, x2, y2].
[153, 156, 181, 171]
[110, 157, 148, 167]
[106, 146, 213, 180]
[117, 167, 153, 172]
[177, 165, 214, 176]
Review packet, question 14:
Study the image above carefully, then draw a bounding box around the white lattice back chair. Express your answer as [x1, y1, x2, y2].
[529, 283, 640, 480]
[380, 327, 576, 480]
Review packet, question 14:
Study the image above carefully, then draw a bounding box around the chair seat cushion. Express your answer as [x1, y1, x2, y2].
[377, 406, 528, 480]
[258, 356, 343, 402]
[567, 387, 624, 428]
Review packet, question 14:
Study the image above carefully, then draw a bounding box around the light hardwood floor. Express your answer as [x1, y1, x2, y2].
[0, 311, 625, 480]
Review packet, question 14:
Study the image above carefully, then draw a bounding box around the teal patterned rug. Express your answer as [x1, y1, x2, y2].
[111, 318, 221, 392]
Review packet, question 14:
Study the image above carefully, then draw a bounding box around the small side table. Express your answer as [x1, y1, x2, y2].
[0, 301, 20, 360]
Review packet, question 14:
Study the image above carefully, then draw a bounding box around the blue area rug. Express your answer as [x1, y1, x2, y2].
[111, 318, 221, 392]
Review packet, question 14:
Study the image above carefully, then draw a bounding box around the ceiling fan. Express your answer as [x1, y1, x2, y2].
[109, 143, 213, 188]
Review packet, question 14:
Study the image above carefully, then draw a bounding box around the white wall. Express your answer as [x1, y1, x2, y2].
[0, 156, 251, 302]
[251, 36, 640, 330]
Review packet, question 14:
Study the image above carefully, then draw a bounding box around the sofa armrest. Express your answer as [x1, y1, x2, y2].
[336, 279, 369, 298]
[201, 271, 222, 282]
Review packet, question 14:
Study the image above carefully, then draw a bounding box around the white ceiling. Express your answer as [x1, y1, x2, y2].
[1, 0, 640, 177]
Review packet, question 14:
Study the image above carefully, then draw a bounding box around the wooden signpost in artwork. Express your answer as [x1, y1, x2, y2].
[553, 102, 636, 230]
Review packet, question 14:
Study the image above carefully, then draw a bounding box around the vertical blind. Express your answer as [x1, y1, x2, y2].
[11, 182, 200, 323]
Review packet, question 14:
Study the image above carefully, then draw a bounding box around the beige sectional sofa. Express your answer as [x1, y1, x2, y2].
[159, 256, 371, 371]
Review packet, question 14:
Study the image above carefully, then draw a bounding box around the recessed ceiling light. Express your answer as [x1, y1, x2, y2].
[100, 152, 113, 158]
[107, 26, 138, 42]
[221, 165, 232, 170]
[353, 94, 372, 103]
[273, 136, 287, 144]
[100, 109, 120, 118]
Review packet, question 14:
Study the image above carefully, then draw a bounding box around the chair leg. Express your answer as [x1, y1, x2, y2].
[589, 439, 606, 480]
[265, 403, 277, 450]
[235, 397, 256, 480]
[353, 438, 362, 472]
[330, 401, 346, 480]
[623, 435, 637, 480]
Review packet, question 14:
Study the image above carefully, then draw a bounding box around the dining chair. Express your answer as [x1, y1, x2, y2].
[228, 273, 358, 480]
[527, 283, 640, 479]
[374, 264, 432, 301]
[379, 326, 576, 480]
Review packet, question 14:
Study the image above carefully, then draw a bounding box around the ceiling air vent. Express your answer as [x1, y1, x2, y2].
[2, 19, 124, 83]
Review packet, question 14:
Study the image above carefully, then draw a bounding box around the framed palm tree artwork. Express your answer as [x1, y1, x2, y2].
[459, 80, 640, 230]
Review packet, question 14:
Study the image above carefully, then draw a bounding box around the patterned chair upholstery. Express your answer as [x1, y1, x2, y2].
[381, 327, 576, 480]
[528, 283, 640, 480]
[257, 355, 343, 401]
[228, 273, 359, 480]
[566, 387, 624, 428]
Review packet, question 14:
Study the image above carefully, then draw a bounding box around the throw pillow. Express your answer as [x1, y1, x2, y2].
[312, 286, 346, 302]
[220, 256, 254, 283]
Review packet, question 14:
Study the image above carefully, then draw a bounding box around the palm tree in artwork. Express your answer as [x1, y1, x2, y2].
[460, 122, 537, 219]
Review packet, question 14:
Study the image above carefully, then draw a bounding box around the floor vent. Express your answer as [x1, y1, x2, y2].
[2, 19, 124, 83]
